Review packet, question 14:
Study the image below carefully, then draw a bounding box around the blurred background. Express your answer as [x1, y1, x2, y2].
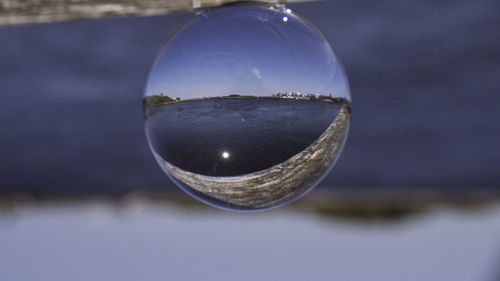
[1, 0, 500, 280]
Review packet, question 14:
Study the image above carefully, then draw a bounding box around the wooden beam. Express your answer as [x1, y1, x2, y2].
[0, 0, 290, 25]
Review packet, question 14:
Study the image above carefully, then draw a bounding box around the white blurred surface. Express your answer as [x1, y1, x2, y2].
[1, 203, 500, 281]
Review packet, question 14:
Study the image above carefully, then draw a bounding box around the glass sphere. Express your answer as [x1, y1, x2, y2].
[143, 4, 351, 211]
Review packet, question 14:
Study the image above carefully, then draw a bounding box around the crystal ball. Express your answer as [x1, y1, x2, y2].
[143, 4, 351, 211]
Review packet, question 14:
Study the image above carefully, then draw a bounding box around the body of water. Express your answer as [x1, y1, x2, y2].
[145, 98, 350, 210]
[145, 98, 344, 176]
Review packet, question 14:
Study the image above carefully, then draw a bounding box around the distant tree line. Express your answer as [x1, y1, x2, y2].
[142, 94, 176, 109]
[143, 93, 349, 109]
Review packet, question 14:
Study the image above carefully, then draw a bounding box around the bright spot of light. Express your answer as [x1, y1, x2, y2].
[222, 151, 230, 159]
[286, 9, 292, 13]
[282, 16, 288, 22]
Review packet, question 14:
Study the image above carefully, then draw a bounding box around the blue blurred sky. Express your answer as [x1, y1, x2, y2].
[0, 0, 499, 194]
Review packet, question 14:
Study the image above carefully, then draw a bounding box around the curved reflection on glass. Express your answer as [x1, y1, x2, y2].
[143, 4, 351, 211]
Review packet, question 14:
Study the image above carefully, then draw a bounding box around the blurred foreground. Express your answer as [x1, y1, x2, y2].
[1, 193, 500, 281]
